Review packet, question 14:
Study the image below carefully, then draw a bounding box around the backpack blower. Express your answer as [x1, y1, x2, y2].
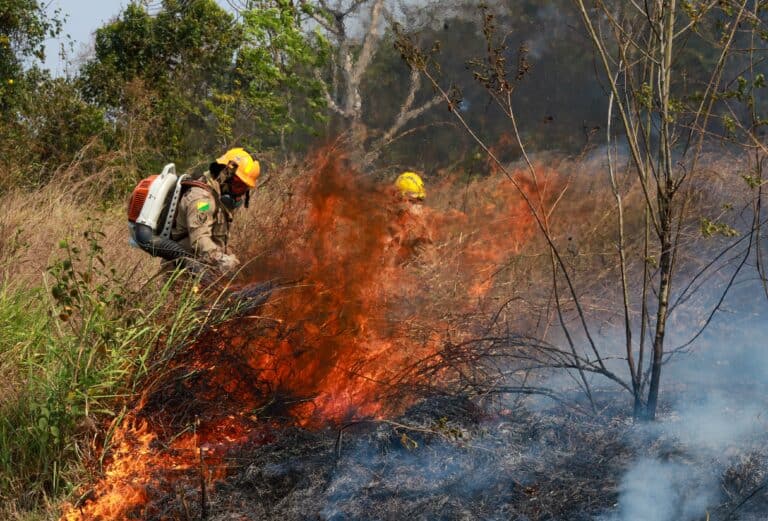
[127, 163, 193, 261]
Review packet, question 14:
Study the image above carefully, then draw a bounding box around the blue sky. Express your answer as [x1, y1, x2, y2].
[43, 0, 129, 74]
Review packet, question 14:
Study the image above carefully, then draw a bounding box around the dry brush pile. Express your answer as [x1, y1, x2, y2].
[2, 144, 765, 520]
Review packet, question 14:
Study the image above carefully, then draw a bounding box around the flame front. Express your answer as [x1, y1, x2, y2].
[62, 149, 548, 519]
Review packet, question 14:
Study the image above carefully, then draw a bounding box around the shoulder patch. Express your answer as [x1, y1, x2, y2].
[196, 201, 211, 212]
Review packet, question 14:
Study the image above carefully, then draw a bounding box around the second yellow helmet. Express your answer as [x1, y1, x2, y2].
[395, 171, 426, 200]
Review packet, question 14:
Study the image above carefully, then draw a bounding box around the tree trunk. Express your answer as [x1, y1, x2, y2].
[645, 203, 673, 420]
[348, 117, 368, 170]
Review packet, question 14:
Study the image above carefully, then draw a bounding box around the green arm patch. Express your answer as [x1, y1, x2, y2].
[196, 201, 211, 212]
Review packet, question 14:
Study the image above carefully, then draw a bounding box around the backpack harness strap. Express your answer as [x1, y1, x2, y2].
[181, 179, 213, 192]
[160, 177, 215, 239]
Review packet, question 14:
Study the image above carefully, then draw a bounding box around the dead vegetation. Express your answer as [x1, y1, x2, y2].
[90, 393, 768, 521]
[3, 145, 763, 521]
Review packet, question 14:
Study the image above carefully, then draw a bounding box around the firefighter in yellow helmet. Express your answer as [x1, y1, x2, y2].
[170, 147, 260, 276]
[388, 171, 432, 265]
[394, 171, 426, 201]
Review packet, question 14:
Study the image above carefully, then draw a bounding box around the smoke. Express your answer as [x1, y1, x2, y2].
[604, 393, 766, 520]
[601, 275, 768, 520]
[603, 458, 717, 521]
[605, 392, 764, 519]
[320, 440, 495, 520]
[669, 394, 766, 449]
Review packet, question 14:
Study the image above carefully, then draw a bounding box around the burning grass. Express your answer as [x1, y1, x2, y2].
[59, 147, 555, 519]
[58, 146, 768, 520]
[2, 143, 761, 520]
[61, 395, 768, 520]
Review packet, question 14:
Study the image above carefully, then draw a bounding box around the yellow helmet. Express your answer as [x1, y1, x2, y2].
[395, 171, 426, 200]
[216, 147, 260, 187]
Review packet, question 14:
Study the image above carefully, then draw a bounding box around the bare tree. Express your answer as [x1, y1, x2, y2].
[572, 0, 758, 419]
[297, 0, 441, 167]
[227, 0, 442, 167]
[397, 1, 764, 420]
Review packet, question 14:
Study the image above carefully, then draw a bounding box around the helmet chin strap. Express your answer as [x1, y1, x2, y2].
[218, 162, 250, 209]
[220, 164, 236, 183]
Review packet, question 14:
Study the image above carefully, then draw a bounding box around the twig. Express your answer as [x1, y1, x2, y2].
[724, 477, 768, 520]
[199, 446, 208, 521]
[179, 484, 192, 521]
[335, 428, 343, 463]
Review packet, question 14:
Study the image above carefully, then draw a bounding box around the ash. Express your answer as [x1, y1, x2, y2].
[186, 395, 768, 521]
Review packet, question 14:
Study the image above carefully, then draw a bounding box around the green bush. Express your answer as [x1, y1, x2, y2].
[0, 220, 223, 516]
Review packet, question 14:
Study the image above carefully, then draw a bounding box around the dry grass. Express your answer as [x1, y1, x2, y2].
[227, 148, 756, 347]
[111, 394, 768, 521]
[0, 147, 753, 361]
[0, 188, 154, 290]
[16, 147, 761, 521]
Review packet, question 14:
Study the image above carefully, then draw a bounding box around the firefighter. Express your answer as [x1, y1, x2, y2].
[394, 171, 426, 206]
[170, 147, 260, 276]
[387, 171, 432, 265]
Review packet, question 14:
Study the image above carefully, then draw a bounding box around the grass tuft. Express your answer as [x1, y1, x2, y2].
[0, 219, 225, 519]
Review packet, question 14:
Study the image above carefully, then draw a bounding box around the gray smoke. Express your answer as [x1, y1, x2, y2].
[604, 458, 717, 521]
[601, 274, 768, 521]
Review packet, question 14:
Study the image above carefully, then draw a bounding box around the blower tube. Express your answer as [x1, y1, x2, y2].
[133, 223, 192, 261]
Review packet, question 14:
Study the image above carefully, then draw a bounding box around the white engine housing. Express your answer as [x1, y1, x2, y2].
[135, 163, 178, 232]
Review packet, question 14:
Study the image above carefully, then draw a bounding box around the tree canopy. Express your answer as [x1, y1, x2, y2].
[0, 0, 61, 112]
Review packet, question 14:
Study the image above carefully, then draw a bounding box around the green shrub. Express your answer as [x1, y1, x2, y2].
[0, 220, 225, 516]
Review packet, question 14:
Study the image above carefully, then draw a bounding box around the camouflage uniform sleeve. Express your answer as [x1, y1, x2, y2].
[182, 188, 224, 264]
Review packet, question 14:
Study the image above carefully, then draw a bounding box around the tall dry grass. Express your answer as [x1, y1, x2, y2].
[0, 193, 154, 291]
[1, 146, 747, 369]
[229, 148, 753, 339]
[0, 143, 754, 520]
[0, 161, 203, 519]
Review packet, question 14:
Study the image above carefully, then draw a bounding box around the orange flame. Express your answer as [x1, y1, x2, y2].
[62, 148, 553, 519]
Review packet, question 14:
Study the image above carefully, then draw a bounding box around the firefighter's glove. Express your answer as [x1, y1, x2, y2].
[218, 253, 241, 275]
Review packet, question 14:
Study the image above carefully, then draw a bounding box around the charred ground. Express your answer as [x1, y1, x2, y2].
[57, 151, 768, 521]
[77, 393, 768, 521]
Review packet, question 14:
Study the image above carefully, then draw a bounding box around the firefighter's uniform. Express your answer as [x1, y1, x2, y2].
[171, 174, 238, 273]
[386, 172, 433, 266]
